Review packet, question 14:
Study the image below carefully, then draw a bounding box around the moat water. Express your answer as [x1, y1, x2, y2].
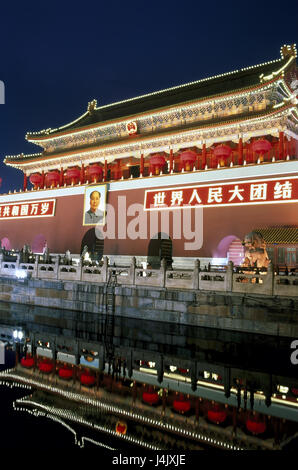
[0, 302, 298, 452]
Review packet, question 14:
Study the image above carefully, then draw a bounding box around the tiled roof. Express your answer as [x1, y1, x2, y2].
[27, 52, 294, 139]
[254, 227, 298, 244]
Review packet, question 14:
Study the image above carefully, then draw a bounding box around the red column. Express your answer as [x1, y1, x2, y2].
[202, 143, 206, 168]
[292, 137, 296, 158]
[169, 148, 173, 173]
[59, 168, 64, 186]
[104, 160, 108, 181]
[23, 173, 27, 191]
[140, 154, 144, 176]
[279, 131, 284, 160]
[80, 164, 85, 184]
[41, 170, 45, 188]
[238, 138, 243, 165]
[251, 138, 255, 163]
[117, 159, 122, 179]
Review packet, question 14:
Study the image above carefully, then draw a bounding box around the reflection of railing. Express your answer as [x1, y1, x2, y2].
[0, 256, 297, 296]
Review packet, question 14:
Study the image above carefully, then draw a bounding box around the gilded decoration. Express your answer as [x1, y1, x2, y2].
[39, 89, 275, 155]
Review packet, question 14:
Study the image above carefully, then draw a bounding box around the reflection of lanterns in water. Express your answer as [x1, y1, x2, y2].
[116, 421, 127, 435]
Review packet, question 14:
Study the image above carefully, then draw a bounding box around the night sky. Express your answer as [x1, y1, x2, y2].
[0, 1, 297, 193]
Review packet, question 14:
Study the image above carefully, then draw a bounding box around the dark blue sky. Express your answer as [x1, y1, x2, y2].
[0, 0, 297, 193]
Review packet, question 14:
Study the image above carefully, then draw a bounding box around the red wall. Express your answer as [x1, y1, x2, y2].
[0, 188, 297, 258]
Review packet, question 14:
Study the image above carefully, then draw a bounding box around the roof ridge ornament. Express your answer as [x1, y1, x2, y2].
[280, 44, 297, 59]
[87, 99, 98, 114]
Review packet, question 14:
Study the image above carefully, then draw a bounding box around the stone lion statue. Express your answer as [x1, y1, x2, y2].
[241, 231, 270, 268]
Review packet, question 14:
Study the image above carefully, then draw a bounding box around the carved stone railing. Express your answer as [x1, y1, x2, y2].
[0, 256, 297, 297]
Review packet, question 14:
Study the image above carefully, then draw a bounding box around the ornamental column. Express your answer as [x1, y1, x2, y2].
[279, 131, 285, 160]
[140, 154, 144, 177]
[238, 137, 243, 165]
[23, 173, 27, 191]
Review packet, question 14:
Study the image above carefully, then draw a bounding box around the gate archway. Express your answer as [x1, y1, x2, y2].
[147, 232, 172, 269]
[81, 228, 104, 261]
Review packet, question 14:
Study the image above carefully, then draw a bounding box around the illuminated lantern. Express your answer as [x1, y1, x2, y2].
[180, 150, 197, 171]
[58, 367, 73, 379]
[29, 173, 43, 189]
[207, 404, 227, 424]
[45, 171, 60, 188]
[20, 356, 34, 368]
[65, 167, 80, 185]
[80, 371, 95, 386]
[149, 154, 166, 175]
[246, 416, 266, 435]
[142, 386, 159, 405]
[116, 421, 127, 435]
[88, 164, 103, 183]
[251, 138, 272, 162]
[173, 393, 191, 414]
[213, 144, 232, 167]
[38, 361, 54, 373]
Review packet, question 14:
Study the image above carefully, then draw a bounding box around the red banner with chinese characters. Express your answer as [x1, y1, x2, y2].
[144, 177, 298, 210]
[0, 199, 56, 219]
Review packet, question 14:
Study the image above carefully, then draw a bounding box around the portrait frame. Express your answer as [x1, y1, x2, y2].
[83, 184, 107, 226]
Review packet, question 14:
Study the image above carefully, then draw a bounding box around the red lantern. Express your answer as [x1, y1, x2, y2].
[246, 417, 266, 435]
[251, 139, 272, 162]
[149, 154, 166, 175]
[65, 168, 80, 185]
[21, 356, 34, 368]
[116, 421, 127, 435]
[207, 404, 227, 424]
[38, 361, 54, 373]
[173, 394, 191, 414]
[58, 367, 73, 379]
[213, 144, 232, 167]
[178, 368, 188, 374]
[80, 372, 95, 386]
[180, 150, 197, 171]
[88, 164, 103, 183]
[29, 173, 43, 189]
[142, 386, 159, 405]
[45, 171, 60, 188]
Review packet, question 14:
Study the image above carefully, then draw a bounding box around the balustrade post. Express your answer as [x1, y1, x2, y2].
[103, 256, 108, 282]
[0, 252, 3, 276]
[268, 262, 274, 296]
[15, 253, 20, 270]
[34, 254, 39, 278]
[227, 260, 233, 292]
[54, 255, 60, 279]
[129, 256, 136, 285]
[193, 259, 200, 290]
[160, 258, 167, 288]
